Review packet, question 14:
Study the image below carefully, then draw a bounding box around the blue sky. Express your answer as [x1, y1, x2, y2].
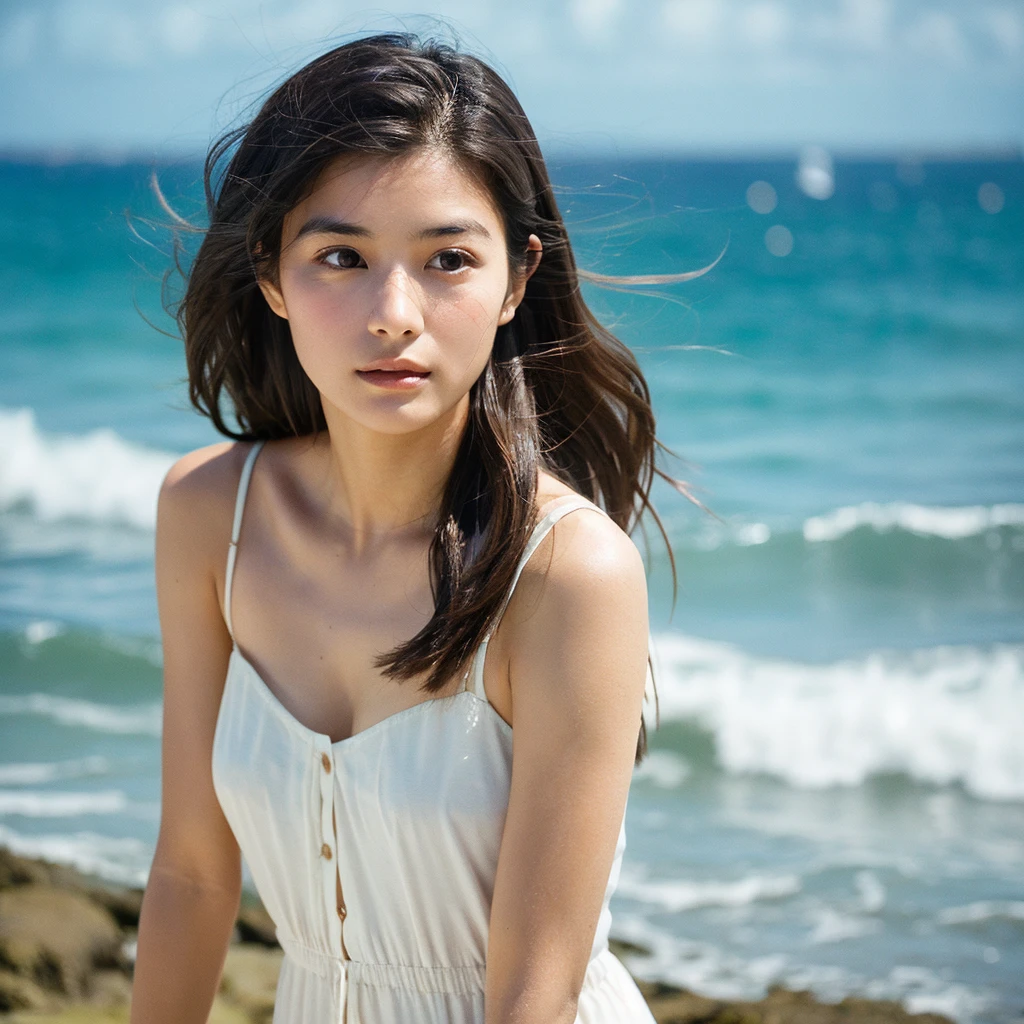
[0, 0, 1021, 156]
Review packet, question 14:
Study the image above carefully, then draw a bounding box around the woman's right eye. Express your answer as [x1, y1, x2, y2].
[320, 247, 366, 270]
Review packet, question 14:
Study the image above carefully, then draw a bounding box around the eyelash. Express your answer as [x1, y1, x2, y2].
[316, 247, 477, 273]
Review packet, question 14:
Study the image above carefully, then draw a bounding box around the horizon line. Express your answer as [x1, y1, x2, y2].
[0, 143, 1020, 168]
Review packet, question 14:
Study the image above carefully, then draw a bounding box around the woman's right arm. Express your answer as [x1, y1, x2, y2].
[130, 443, 242, 1024]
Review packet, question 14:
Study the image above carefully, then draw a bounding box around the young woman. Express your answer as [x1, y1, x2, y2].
[131, 32, 674, 1024]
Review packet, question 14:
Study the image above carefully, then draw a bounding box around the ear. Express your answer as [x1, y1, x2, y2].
[498, 234, 543, 326]
[258, 276, 289, 320]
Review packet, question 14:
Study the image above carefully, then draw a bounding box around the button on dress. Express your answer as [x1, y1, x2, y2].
[212, 440, 656, 1023]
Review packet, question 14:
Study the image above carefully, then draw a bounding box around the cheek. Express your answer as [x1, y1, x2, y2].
[433, 294, 503, 376]
[433, 268, 510, 361]
[279, 278, 357, 383]
[283, 276, 347, 340]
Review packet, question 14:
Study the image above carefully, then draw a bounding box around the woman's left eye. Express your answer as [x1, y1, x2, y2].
[427, 249, 473, 273]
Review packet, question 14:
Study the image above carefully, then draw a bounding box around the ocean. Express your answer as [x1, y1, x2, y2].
[0, 153, 1021, 1022]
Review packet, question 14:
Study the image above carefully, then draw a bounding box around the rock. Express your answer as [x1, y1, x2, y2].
[640, 980, 957, 1024]
[609, 936, 654, 960]
[85, 888, 143, 931]
[219, 945, 283, 1023]
[641, 982, 724, 1023]
[0, 967, 55, 1013]
[0, 886, 123, 998]
[235, 901, 278, 947]
[0, 848, 50, 889]
[0, 848, 143, 932]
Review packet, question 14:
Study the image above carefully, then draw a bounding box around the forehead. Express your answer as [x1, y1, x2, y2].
[282, 148, 503, 241]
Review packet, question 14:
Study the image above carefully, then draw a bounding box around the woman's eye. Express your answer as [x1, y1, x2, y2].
[428, 249, 472, 273]
[321, 247, 365, 270]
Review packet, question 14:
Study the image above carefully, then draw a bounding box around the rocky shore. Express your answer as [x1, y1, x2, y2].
[0, 846, 954, 1024]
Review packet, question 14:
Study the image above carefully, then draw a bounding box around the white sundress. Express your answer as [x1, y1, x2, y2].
[212, 440, 656, 1023]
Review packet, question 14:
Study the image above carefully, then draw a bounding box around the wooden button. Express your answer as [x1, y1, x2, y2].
[337, 905, 347, 919]
[320, 843, 332, 860]
[321, 753, 331, 773]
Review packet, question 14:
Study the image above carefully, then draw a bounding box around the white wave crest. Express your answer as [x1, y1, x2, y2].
[0, 824, 150, 886]
[611, 915, 994, 1023]
[0, 756, 110, 785]
[651, 635, 1024, 801]
[0, 789, 127, 817]
[937, 901, 1024, 926]
[0, 693, 162, 735]
[808, 907, 882, 944]
[616, 868, 801, 913]
[632, 749, 691, 788]
[803, 502, 1024, 543]
[0, 407, 176, 529]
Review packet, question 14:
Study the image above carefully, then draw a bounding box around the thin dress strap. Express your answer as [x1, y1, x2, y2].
[223, 441, 265, 644]
[466, 497, 608, 700]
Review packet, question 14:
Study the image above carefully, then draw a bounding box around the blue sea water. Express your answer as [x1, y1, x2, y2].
[0, 153, 1022, 1022]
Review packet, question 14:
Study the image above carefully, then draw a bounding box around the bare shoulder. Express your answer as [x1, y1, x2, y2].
[497, 478, 649, 735]
[160, 441, 243, 509]
[534, 507, 644, 604]
[505, 477, 647, 639]
[530, 470, 645, 597]
[156, 441, 250, 572]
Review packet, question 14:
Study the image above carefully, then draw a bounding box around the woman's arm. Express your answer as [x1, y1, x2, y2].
[485, 509, 650, 1024]
[130, 443, 242, 1024]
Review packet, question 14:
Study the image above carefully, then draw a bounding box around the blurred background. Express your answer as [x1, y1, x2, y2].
[0, 1, 1021, 1021]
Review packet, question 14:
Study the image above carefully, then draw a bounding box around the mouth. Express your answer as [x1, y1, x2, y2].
[355, 368, 431, 390]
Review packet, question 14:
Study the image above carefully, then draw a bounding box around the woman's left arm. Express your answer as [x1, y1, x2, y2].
[485, 510, 650, 1024]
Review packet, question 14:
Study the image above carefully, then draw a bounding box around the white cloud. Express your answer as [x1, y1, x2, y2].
[1, 0, 1020, 153]
[569, 0, 624, 45]
[979, 6, 1023, 55]
[840, 0, 891, 51]
[904, 10, 968, 65]
[260, 0, 354, 47]
[158, 6, 209, 57]
[52, 1, 151, 66]
[0, 9, 41, 70]
[740, 2, 790, 49]
[107, 15, 150, 66]
[808, 0, 891, 53]
[660, 0, 723, 47]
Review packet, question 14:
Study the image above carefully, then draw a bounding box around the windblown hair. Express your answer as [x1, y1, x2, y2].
[177, 32, 686, 762]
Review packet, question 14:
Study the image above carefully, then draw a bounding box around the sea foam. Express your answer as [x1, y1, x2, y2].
[803, 502, 1024, 542]
[613, 915, 994, 1023]
[0, 693, 162, 736]
[0, 789, 128, 817]
[0, 406, 176, 529]
[0, 756, 110, 785]
[651, 635, 1024, 801]
[616, 867, 801, 913]
[0, 824, 150, 887]
[937, 901, 1024, 926]
[676, 500, 1024, 554]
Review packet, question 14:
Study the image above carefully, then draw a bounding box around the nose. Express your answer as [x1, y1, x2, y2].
[366, 268, 424, 340]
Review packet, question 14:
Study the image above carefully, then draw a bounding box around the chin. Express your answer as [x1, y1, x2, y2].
[333, 398, 455, 437]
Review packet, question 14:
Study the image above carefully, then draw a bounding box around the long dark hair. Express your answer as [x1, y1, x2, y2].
[175, 32, 690, 762]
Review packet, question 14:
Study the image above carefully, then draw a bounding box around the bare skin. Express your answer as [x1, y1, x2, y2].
[131, 148, 649, 1024]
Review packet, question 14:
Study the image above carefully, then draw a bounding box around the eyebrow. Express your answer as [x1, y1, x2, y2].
[294, 215, 492, 242]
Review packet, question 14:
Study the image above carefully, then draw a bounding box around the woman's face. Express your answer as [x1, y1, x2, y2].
[259, 148, 539, 437]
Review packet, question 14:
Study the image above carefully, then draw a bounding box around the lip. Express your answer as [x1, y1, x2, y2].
[355, 365, 431, 391]
[357, 357, 430, 374]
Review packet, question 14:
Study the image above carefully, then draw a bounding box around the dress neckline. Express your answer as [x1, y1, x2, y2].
[226, 643, 510, 753]
[221, 439, 607, 754]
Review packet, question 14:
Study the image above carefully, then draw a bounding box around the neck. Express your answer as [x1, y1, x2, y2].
[314, 397, 468, 550]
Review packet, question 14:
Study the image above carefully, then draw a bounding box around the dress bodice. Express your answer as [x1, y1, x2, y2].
[211, 440, 653, 1023]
